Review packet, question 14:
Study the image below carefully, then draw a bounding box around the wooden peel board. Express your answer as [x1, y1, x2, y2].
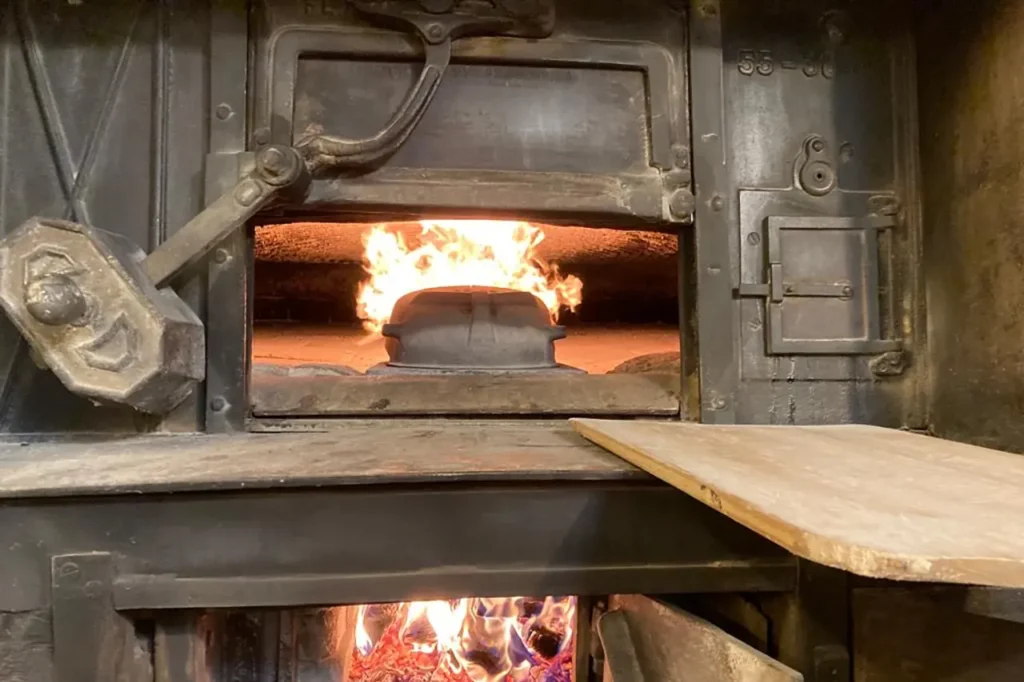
[571, 419, 1024, 587]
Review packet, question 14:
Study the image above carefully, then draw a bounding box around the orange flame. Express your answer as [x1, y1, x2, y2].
[344, 597, 576, 682]
[357, 220, 583, 333]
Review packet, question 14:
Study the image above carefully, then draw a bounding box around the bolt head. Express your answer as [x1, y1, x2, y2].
[669, 189, 696, 220]
[234, 179, 264, 207]
[426, 23, 445, 41]
[260, 147, 287, 174]
[255, 144, 303, 187]
[671, 143, 690, 169]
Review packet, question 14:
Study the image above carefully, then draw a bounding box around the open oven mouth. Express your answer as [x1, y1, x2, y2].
[251, 219, 682, 418]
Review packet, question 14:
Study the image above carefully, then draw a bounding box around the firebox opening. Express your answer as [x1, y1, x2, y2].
[326, 597, 578, 682]
[252, 221, 679, 377]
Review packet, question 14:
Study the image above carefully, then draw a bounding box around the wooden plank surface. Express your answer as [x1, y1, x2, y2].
[571, 419, 1024, 587]
[0, 420, 644, 499]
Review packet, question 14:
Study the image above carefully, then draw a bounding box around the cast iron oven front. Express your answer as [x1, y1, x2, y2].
[0, 0, 918, 433]
[0, 0, 924, 679]
[234, 0, 694, 428]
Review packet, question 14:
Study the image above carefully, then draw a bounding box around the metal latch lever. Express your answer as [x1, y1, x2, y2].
[142, 145, 310, 288]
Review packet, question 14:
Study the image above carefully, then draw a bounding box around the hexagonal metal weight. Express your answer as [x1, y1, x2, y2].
[0, 218, 205, 414]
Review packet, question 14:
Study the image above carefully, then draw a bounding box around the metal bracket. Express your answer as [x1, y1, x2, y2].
[739, 214, 901, 355]
[662, 144, 695, 223]
[596, 610, 645, 682]
[143, 145, 309, 288]
[602, 596, 802, 681]
[51, 553, 147, 682]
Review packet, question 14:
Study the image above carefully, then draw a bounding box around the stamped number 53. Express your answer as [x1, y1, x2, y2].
[737, 49, 774, 76]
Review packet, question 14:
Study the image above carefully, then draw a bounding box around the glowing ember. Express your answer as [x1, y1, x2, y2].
[335, 597, 576, 682]
[357, 220, 583, 334]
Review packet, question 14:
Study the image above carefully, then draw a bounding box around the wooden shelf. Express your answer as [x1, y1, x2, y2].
[573, 419, 1024, 587]
[0, 420, 645, 499]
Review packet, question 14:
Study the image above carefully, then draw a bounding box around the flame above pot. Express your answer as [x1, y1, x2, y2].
[357, 220, 583, 334]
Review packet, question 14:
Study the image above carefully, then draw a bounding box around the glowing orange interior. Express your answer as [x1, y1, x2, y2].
[329, 597, 576, 682]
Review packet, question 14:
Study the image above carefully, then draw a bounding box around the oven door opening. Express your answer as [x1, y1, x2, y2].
[329, 597, 577, 682]
[251, 219, 681, 419]
[187, 596, 586, 682]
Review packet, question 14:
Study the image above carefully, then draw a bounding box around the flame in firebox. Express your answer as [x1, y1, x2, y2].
[338, 597, 576, 682]
[357, 220, 584, 334]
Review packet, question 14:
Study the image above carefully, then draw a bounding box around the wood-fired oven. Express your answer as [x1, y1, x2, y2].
[0, 0, 953, 679]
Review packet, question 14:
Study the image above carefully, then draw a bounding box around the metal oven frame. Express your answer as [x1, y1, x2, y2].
[210, 0, 696, 431]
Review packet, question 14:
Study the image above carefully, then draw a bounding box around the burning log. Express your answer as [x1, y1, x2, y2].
[525, 626, 561, 661]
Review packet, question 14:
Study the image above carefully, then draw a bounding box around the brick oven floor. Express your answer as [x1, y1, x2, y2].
[253, 323, 679, 374]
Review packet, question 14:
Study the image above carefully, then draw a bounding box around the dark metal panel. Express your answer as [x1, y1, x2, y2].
[917, 0, 1024, 452]
[294, 58, 651, 175]
[205, 0, 251, 433]
[162, 0, 219, 433]
[51, 553, 150, 682]
[252, 0, 691, 224]
[299, 168, 668, 224]
[735, 380, 900, 427]
[964, 588, 1024, 626]
[3, 0, 154, 238]
[0, 483, 795, 612]
[0, 0, 212, 433]
[689, 0, 738, 423]
[693, 0, 921, 426]
[760, 561, 850, 682]
[853, 587, 1024, 682]
[114, 561, 795, 610]
[889, 29, 927, 431]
